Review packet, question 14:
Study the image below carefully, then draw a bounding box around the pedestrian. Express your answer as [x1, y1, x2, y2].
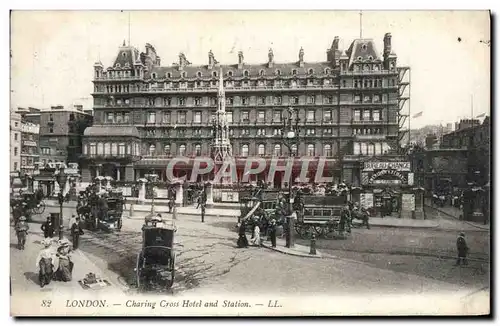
[237, 219, 249, 248]
[456, 232, 469, 266]
[200, 202, 206, 223]
[41, 216, 54, 238]
[70, 216, 83, 250]
[269, 219, 277, 248]
[168, 195, 175, 213]
[15, 216, 30, 250]
[250, 223, 261, 247]
[68, 214, 77, 231]
[36, 238, 55, 288]
[53, 239, 73, 282]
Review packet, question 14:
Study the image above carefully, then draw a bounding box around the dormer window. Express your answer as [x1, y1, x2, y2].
[357, 56, 362, 61]
[292, 69, 297, 75]
[368, 56, 373, 61]
[197, 71, 202, 78]
[276, 69, 281, 76]
[228, 71, 233, 77]
[243, 70, 249, 77]
[116, 63, 121, 68]
[259, 69, 265, 76]
[213, 71, 218, 78]
[362, 44, 368, 51]
[167, 72, 172, 78]
[308, 68, 314, 75]
[324, 68, 330, 74]
[151, 73, 157, 79]
[181, 72, 187, 78]
[122, 52, 127, 58]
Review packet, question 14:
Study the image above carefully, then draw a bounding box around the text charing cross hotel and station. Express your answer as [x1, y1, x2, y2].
[81, 33, 409, 187]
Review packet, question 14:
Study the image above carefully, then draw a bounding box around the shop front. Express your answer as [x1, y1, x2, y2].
[359, 159, 423, 219]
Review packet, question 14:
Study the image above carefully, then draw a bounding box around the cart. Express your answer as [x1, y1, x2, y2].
[136, 219, 176, 292]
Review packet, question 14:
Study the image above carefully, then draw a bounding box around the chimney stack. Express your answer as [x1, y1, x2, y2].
[383, 33, 392, 59]
[208, 50, 214, 69]
[238, 51, 244, 69]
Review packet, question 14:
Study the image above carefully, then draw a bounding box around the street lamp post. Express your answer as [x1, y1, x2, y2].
[56, 168, 68, 240]
[281, 107, 300, 249]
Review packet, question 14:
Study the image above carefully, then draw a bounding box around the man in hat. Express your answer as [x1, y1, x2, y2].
[456, 232, 469, 266]
[70, 216, 83, 250]
[36, 238, 54, 288]
[15, 216, 30, 250]
[41, 216, 54, 238]
[269, 219, 277, 248]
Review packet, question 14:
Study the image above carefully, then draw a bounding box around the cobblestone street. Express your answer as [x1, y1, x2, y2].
[16, 204, 489, 298]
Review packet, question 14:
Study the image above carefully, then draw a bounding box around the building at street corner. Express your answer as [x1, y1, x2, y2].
[16, 105, 93, 166]
[81, 33, 409, 187]
[10, 111, 22, 172]
[20, 122, 40, 176]
[356, 156, 424, 219]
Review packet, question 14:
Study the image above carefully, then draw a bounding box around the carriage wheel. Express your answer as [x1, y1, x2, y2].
[324, 225, 338, 239]
[33, 201, 45, 215]
[313, 226, 325, 238]
[294, 224, 305, 237]
[300, 225, 314, 239]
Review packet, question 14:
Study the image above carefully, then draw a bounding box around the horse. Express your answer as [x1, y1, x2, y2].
[351, 208, 370, 229]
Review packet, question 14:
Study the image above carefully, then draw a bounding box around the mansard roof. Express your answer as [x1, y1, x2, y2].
[148, 62, 335, 80]
[346, 39, 382, 67]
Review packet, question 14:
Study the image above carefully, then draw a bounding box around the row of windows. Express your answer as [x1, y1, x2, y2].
[149, 67, 336, 80]
[352, 142, 390, 156]
[353, 109, 381, 121]
[138, 109, 336, 125]
[102, 93, 339, 106]
[84, 143, 141, 156]
[141, 127, 341, 138]
[144, 143, 335, 157]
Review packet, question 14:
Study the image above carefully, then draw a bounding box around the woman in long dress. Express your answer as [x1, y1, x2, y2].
[250, 224, 261, 247]
[237, 220, 249, 248]
[53, 239, 73, 282]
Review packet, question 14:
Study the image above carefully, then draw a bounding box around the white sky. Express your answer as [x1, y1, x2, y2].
[10, 10, 490, 128]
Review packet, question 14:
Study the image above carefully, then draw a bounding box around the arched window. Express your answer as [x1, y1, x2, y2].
[243, 70, 250, 77]
[291, 144, 298, 156]
[273, 144, 281, 156]
[227, 71, 233, 77]
[181, 72, 187, 78]
[97, 143, 103, 155]
[104, 143, 111, 155]
[308, 68, 314, 74]
[258, 144, 266, 156]
[197, 71, 202, 78]
[167, 72, 172, 78]
[292, 69, 298, 75]
[151, 73, 157, 79]
[111, 143, 118, 155]
[149, 144, 156, 156]
[118, 143, 126, 156]
[324, 68, 330, 75]
[307, 144, 315, 156]
[276, 69, 281, 76]
[323, 144, 332, 157]
[213, 71, 218, 78]
[353, 142, 360, 155]
[360, 143, 367, 155]
[135, 143, 139, 156]
[367, 143, 375, 156]
[241, 144, 249, 157]
[259, 69, 265, 76]
[127, 144, 131, 155]
[179, 144, 186, 156]
[195, 144, 201, 156]
[164, 144, 171, 155]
